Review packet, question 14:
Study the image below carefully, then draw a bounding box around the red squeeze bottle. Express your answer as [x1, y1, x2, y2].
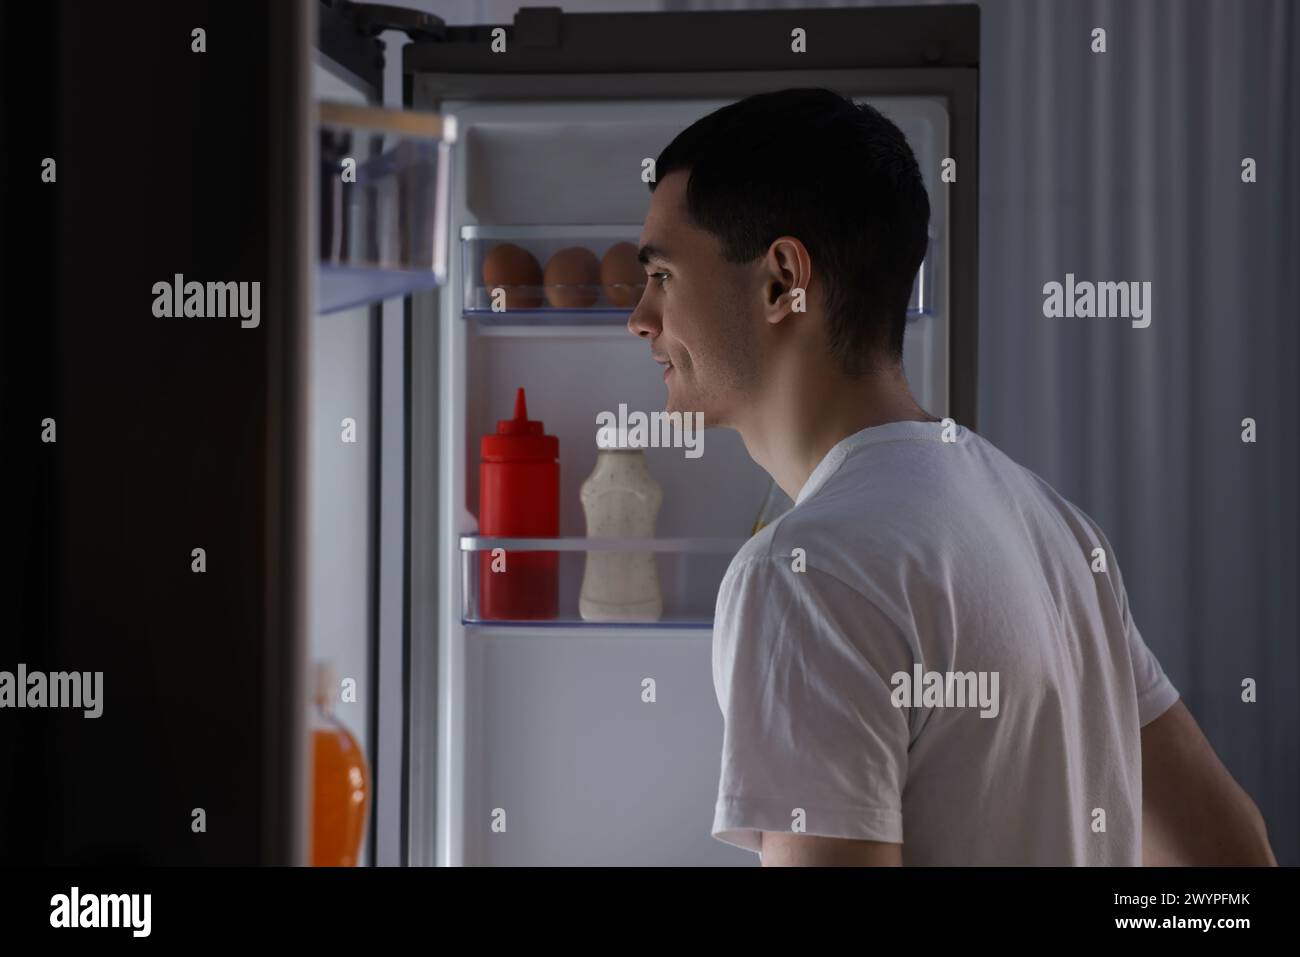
[479, 388, 559, 619]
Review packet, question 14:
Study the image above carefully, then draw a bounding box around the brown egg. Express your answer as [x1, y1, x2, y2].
[600, 242, 646, 308]
[482, 243, 543, 309]
[543, 246, 600, 308]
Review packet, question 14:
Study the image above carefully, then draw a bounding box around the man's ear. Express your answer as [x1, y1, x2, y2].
[763, 237, 812, 324]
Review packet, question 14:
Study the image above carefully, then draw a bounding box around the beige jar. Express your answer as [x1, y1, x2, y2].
[579, 433, 663, 622]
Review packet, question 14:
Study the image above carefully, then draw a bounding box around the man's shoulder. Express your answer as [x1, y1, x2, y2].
[720, 433, 1093, 594]
[719, 503, 880, 600]
[721, 514, 794, 584]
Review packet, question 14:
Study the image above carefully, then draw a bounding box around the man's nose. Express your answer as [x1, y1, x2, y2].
[626, 294, 661, 340]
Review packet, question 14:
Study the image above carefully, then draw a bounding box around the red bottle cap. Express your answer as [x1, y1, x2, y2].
[481, 387, 559, 461]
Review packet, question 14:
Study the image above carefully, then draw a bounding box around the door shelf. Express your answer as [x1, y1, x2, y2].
[459, 534, 744, 628]
[317, 102, 457, 314]
[462, 224, 646, 318]
[320, 264, 445, 315]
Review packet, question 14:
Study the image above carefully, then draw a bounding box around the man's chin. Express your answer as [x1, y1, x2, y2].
[664, 392, 722, 428]
[662, 387, 690, 418]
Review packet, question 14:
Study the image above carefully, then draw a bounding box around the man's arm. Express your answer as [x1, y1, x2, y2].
[760, 832, 903, 867]
[1141, 700, 1277, 866]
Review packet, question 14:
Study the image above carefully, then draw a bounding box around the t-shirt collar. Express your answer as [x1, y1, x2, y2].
[794, 419, 964, 505]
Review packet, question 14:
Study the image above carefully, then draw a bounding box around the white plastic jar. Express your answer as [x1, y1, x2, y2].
[579, 426, 663, 621]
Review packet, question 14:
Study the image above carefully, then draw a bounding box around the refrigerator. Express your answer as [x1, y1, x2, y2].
[308, 0, 979, 867]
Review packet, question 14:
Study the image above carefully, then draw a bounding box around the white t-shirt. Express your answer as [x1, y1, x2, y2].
[711, 419, 1179, 865]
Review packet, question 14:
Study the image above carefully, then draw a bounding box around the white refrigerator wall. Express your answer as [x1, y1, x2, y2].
[308, 57, 375, 865]
[436, 95, 950, 864]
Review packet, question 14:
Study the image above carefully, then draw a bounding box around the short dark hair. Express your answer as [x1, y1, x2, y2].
[651, 88, 930, 375]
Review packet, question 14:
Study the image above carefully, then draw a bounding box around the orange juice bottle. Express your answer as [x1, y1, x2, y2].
[310, 662, 370, 867]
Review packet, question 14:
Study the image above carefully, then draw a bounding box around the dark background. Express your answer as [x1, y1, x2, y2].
[0, 1, 297, 864]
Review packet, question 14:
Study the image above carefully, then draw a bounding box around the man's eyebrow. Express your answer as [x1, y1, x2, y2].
[637, 244, 672, 266]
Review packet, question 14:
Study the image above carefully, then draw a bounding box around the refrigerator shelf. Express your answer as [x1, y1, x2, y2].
[461, 225, 644, 240]
[459, 534, 743, 626]
[466, 294, 638, 320]
[462, 225, 647, 316]
[463, 614, 715, 631]
[317, 102, 456, 314]
[459, 535, 745, 552]
[319, 264, 444, 315]
[461, 225, 935, 319]
[471, 322, 636, 338]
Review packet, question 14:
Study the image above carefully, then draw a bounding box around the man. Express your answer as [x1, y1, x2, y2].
[627, 88, 1276, 867]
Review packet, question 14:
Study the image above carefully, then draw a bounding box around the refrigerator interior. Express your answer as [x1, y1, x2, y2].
[426, 95, 952, 865]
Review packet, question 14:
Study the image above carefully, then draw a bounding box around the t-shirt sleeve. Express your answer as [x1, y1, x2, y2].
[1115, 561, 1180, 727]
[1077, 505, 1180, 728]
[710, 557, 914, 855]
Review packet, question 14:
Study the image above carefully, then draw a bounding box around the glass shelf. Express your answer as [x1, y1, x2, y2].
[461, 224, 936, 324]
[317, 102, 456, 315]
[459, 534, 744, 628]
[319, 264, 446, 315]
[462, 225, 644, 319]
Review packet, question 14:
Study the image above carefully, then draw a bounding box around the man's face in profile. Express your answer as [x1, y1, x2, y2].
[628, 171, 760, 427]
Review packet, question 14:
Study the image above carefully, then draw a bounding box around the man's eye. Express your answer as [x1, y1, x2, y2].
[650, 272, 669, 287]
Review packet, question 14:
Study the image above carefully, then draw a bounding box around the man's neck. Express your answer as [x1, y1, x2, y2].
[734, 360, 936, 502]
